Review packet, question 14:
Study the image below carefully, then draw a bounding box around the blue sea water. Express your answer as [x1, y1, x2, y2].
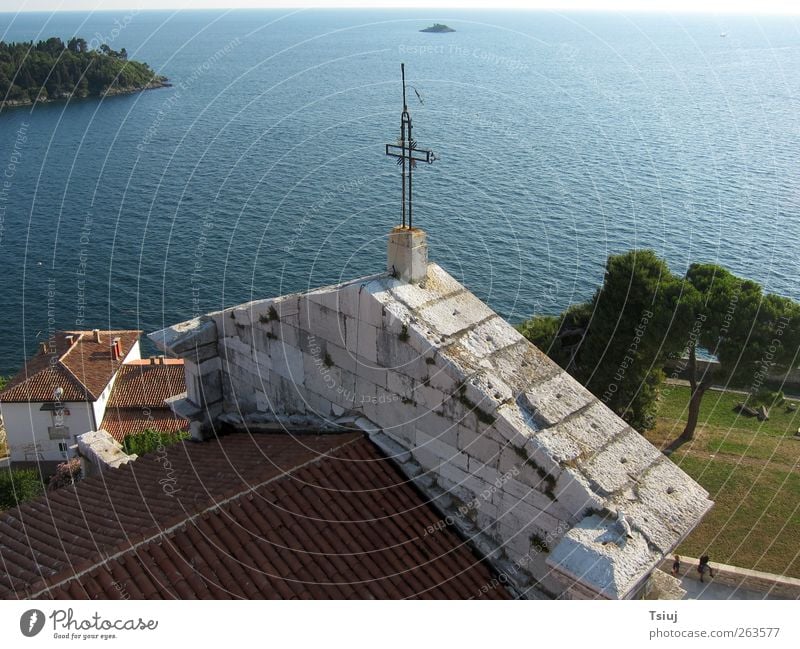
[0, 9, 798, 374]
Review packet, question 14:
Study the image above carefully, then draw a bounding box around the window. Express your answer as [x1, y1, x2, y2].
[58, 442, 68, 455]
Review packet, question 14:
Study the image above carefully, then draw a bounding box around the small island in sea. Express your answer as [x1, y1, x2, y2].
[420, 23, 455, 33]
[0, 37, 169, 109]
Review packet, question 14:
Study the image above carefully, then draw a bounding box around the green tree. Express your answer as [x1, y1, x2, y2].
[680, 264, 800, 440]
[574, 250, 696, 431]
[0, 468, 44, 511]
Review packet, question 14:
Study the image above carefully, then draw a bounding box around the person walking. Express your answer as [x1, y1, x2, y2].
[698, 555, 714, 582]
[671, 554, 681, 578]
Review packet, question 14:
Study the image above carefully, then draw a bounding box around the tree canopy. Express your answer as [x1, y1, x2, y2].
[518, 251, 800, 439]
[0, 37, 165, 106]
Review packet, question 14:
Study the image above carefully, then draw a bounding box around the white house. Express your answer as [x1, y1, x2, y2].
[0, 329, 141, 465]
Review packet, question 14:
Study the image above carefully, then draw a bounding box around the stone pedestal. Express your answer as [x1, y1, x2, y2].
[387, 227, 428, 283]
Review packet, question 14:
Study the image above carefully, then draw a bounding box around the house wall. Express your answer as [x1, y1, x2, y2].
[90, 340, 141, 430]
[3, 401, 95, 463]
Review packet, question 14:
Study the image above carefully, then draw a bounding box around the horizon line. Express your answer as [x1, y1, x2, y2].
[3, 3, 800, 17]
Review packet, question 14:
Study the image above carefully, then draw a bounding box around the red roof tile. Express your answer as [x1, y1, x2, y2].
[100, 408, 188, 442]
[106, 363, 186, 408]
[0, 330, 141, 402]
[0, 433, 509, 600]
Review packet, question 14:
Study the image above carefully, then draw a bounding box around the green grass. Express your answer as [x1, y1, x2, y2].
[656, 385, 800, 439]
[645, 384, 800, 578]
[667, 454, 800, 579]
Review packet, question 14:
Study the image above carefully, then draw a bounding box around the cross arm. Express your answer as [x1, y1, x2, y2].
[385, 143, 436, 163]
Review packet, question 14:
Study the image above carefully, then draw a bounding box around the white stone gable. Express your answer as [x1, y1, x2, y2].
[151, 262, 711, 599]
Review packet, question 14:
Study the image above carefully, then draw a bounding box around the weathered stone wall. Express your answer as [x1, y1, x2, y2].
[152, 262, 712, 600]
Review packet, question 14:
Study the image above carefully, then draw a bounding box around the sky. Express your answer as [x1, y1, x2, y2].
[4, 0, 800, 15]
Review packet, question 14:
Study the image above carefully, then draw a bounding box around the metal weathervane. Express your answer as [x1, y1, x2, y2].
[385, 63, 436, 229]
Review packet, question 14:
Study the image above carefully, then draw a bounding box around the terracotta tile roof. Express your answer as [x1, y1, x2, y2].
[0, 330, 141, 403]
[100, 408, 188, 443]
[0, 433, 508, 600]
[106, 362, 186, 409]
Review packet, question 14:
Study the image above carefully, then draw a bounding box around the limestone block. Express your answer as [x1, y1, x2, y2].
[435, 457, 472, 490]
[231, 305, 255, 327]
[534, 427, 583, 465]
[414, 430, 466, 471]
[581, 427, 662, 496]
[492, 404, 538, 443]
[305, 286, 342, 312]
[345, 319, 378, 363]
[255, 390, 269, 412]
[149, 317, 217, 356]
[302, 352, 342, 399]
[194, 355, 222, 375]
[268, 342, 305, 384]
[489, 342, 558, 396]
[324, 341, 354, 372]
[413, 384, 447, 411]
[553, 470, 603, 517]
[301, 301, 348, 348]
[261, 322, 299, 349]
[426, 363, 457, 393]
[411, 445, 444, 474]
[266, 372, 306, 415]
[522, 438, 564, 481]
[620, 459, 712, 554]
[457, 428, 504, 467]
[199, 368, 223, 406]
[518, 372, 596, 429]
[387, 371, 414, 400]
[494, 491, 564, 536]
[459, 316, 524, 360]
[418, 291, 495, 338]
[546, 514, 659, 599]
[415, 414, 459, 448]
[77, 430, 137, 476]
[554, 401, 630, 457]
[357, 287, 387, 328]
[385, 263, 464, 310]
[383, 422, 415, 449]
[302, 390, 334, 419]
[376, 330, 426, 374]
[254, 349, 272, 373]
[501, 478, 572, 519]
[379, 297, 415, 335]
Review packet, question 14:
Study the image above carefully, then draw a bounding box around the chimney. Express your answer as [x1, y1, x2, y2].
[65, 334, 74, 346]
[39, 341, 48, 354]
[93, 329, 101, 343]
[158, 355, 166, 365]
[111, 337, 122, 361]
[150, 356, 157, 365]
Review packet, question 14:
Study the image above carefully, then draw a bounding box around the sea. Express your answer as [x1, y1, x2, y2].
[0, 9, 798, 374]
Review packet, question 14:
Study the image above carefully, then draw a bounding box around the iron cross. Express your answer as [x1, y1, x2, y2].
[385, 63, 436, 229]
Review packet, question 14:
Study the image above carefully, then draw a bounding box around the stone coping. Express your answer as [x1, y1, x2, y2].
[659, 556, 800, 599]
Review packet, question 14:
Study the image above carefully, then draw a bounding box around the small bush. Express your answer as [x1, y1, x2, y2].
[0, 468, 45, 511]
[122, 428, 190, 457]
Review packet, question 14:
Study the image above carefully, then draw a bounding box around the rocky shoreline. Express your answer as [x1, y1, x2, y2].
[0, 78, 171, 110]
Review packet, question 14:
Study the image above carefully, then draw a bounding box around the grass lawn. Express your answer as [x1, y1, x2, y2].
[644, 385, 800, 579]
